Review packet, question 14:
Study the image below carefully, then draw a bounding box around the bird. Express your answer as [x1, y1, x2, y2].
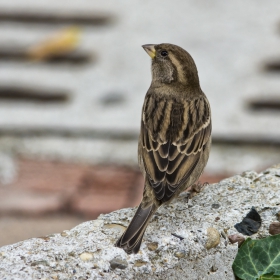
[115, 43, 212, 254]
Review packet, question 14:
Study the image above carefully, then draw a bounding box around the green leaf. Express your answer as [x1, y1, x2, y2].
[232, 234, 280, 280]
[259, 273, 280, 279]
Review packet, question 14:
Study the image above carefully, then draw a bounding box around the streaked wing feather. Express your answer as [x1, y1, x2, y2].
[168, 145, 179, 161]
[142, 147, 165, 182]
[153, 150, 169, 172]
[158, 142, 170, 158]
[141, 95, 211, 202]
[166, 152, 185, 174]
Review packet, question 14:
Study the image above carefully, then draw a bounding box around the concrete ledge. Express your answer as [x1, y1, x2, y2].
[1, 164, 280, 280]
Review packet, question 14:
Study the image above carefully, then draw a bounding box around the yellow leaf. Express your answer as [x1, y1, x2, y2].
[27, 26, 81, 61]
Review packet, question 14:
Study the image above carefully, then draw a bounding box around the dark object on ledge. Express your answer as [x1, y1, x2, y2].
[234, 207, 261, 236]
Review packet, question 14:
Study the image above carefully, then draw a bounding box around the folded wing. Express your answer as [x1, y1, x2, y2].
[140, 94, 211, 203]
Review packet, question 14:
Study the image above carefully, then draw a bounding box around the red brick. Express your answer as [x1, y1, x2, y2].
[0, 188, 63, 215]
[0, 158, 144, 218]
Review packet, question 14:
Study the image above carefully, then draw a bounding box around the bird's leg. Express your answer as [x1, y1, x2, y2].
[185, 181, 209, 200]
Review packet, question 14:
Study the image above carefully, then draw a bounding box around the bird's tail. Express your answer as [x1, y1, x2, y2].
[115, 203, 158, 254]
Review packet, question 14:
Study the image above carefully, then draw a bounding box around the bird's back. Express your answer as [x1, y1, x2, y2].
[138, 88, 211, 204]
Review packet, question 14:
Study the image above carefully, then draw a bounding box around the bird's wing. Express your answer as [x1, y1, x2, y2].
[140, 95, 211, 202]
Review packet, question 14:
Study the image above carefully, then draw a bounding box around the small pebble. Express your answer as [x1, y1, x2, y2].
[60, 231, 68, 237]
[210, 265, 218, 272]
[79, 252, 93, 261]
[205, 227, 220, 249]
[174, 251, 186, 258]
[30, 260, 49, 266]
[269, 222, 280, 235]
[228, 234, 245, 247]
[220, 230, 227, 239]
[147, 242, 158, 251]
[110, 258, 128, 270]
[92, 263, 99, 269]
[134, 260, 147, 267]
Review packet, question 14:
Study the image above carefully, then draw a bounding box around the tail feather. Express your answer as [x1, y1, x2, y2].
[115, 203, 158, 254]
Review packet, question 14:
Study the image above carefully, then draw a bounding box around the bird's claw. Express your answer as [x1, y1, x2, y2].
[185, 181, 209, 201]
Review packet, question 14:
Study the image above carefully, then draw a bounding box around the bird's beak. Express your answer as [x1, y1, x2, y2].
[142, 44, 156, 59]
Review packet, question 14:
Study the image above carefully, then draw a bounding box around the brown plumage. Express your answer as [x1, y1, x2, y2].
[115, 43, 212, 254]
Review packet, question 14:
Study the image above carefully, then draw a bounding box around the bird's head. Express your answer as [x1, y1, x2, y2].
[142, 43, 200, 88]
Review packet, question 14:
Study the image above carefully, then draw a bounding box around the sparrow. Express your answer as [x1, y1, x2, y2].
[115, 43, 212, 254]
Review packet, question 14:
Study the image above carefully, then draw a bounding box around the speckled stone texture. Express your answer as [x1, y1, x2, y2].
[0, 165, 280, 280]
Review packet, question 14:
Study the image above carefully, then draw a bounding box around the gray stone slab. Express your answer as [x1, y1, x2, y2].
[1, 164, 280, 279]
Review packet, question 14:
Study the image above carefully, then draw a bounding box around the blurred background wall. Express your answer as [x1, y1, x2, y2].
[0, 0, 280, 246]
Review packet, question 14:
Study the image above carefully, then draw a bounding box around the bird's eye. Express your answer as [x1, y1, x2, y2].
[160, 50, 168, 57]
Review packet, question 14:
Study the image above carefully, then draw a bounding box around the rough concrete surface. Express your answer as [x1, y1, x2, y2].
[0, 164, 280, 279]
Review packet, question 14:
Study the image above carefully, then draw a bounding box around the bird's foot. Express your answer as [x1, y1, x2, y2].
[185, 181, 209, 201]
